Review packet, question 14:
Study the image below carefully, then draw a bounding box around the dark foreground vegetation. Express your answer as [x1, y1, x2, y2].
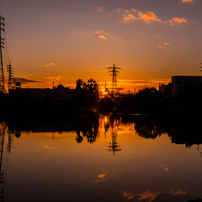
[1, 80, 202, 119]
[98, 84, 202, 117]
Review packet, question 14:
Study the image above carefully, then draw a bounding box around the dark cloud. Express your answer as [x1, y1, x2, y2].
[119, 79, 170, 84]
[15, 78, 39, 84]
[119, 80, 154, 84]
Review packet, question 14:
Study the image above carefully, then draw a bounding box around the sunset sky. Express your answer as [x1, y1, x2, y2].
[1, 0, 202, 92]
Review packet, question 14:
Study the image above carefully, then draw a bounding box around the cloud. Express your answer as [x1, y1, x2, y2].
[169, 17, 187, 25]
[45, 76, 55, 80]
[41, 63, 56, 68]
[55, 76, 61, 80]
[15, 77, 39, 84]
[158, 165, 169, 171]
[98, 173, 106, 178]
[121, 8, 188, 26]
[123, 192, 135, 200]
[123, 11, 162, 23]
[118, 79, 170, 85]
[182, 0, 194, 3]
[119, 79, 152, 84]
[97, 7, 104, 12]
[113, 7, 121, 14]
[123, 191, 161, 201]
[98, 35, 107, 40]
[123, 14, 136, 21]
[138, 191, 161, 201]
[138, 12, 162, 23]
[45, 76, 62, 81]
[95, 30, 110, 40]
[95, 30, 120, 41]
[95, 30, 105, 34]
[169, 189, 186, 195]
[44, 146, 55, 150]
[158, 42, 170, 48]
[95, 173, 109, 182]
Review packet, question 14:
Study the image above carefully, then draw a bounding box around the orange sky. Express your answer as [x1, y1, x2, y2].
[1, 0, 202, 93]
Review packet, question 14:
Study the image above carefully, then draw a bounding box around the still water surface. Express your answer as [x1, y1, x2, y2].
[0, 114, 202, 202]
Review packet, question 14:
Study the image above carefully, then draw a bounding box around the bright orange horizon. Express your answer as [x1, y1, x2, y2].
[8, 77, 171, 94]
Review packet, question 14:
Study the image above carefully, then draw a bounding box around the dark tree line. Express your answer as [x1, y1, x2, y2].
[120, 87, 163, 110]
[134, 87, 162, 108]
[75, 78, 99, 105]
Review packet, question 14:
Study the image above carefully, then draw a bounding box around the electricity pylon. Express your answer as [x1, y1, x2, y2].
[0, 15, 5, 92]
[107, 64, 123, 96]
[7, 62, 14, 90]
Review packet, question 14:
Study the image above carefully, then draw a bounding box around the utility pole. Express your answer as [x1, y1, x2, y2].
[7, 62, 14, 90]
[104, 81, 108, 92]
[0, 15, 5, 92]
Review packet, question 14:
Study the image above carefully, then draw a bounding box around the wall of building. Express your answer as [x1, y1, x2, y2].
[171, 76, 202, 97]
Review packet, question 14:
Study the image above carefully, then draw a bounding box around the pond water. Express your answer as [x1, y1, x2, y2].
[0, 113, 202, 202]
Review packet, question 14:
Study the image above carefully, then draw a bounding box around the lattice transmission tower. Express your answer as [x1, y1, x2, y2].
[7, 62, 14, 90]
[107, 64, 123, 95]
[0, 15, 5, 92]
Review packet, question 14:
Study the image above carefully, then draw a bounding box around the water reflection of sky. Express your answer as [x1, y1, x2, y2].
[1, 116, 202, 202]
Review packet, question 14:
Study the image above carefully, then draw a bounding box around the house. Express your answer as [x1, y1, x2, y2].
[159, 75, 202, 97]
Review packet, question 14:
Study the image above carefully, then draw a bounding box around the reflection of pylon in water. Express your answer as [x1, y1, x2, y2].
[7, 130, 12, 154]
[0, 123, 5, 201]
[108, 131, 122, 155]
[0, 122, 11, 202]
[103, 116, 122, 155]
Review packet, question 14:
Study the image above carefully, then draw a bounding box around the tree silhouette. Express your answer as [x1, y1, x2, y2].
[57, 84, 65, 89]
[75, 78, 99, 105]
[76, 79, 84, 90]
[87, 78, 99, 102]
[134, 87, 162, 108]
